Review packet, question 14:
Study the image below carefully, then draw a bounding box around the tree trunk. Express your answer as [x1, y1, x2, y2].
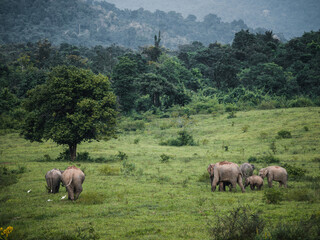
[69, 143, 77, 161]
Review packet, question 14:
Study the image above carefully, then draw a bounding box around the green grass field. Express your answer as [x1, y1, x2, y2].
[1, 107, 320, 239]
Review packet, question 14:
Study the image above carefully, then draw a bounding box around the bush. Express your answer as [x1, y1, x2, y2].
[210, 205, 265, 240]
[277, 130, 292, 139]
[288, 97, 314, 107]
[121, 160, 136, 176]
[160, 129, 197, 146]
[263, 188, 284, 204]
[265, 214, 320, 240]
[281, 163, 306, 180]
[160, 154, 170, 163]
[261, 155, 280, 164]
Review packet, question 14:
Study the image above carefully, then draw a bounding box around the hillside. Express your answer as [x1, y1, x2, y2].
[0, 0, 264, 49]
[1, 107, 320, 239]
[105, 0, 320, 39]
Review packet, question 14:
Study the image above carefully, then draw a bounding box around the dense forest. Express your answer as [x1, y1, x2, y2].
[1, 29, 319, 130]
[0, 0, 271, 49]
[105, 0, 320, 39]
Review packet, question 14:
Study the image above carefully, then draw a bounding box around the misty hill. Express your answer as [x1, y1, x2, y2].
[0, 0, 273, 49]
[105, 0, 320, 39]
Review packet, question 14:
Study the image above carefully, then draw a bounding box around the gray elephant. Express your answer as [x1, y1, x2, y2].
[240, 163, 255, 180]
[61, 166, 85, 201]
[207, 164, 232, 192]
[259, 166, 288, 188]
[245, 175, 264, 190]
[45, 168, 62, 193]
[208, 161, 245, 192]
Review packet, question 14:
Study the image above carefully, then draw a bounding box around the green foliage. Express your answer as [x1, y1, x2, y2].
[247, 155, 280, 164]
[120, 120, 146, 132]
[263, 188, 284, 204]
[121, 160, 136, 176]
[281, 163, 306, 180]
[285, 188, 316, 203]
[0, 165, 26, 187]
[21, 65, 118, 161]
[160, 129, 197, 146]
[210, 205, 265, 240]
[277, 130, 292, 139]
[159, 154, 171, 163]
[264, 214, 320, 240]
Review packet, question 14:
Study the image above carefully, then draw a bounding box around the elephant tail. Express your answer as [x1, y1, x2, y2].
[65, 177, 73, 187]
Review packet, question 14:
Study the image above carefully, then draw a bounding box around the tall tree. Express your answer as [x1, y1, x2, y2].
[21, 66, 117, 161]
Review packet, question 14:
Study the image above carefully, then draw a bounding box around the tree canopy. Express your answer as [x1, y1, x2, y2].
[21, 65, 118, 161]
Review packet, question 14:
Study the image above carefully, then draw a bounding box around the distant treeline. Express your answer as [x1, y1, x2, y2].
[0, 0, 270, 49]
[0, 29, 319, 129]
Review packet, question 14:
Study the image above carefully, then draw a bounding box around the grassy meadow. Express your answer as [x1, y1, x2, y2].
[1, 107, 320, 239]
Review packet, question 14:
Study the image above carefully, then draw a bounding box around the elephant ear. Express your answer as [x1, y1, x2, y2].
[207, 164, 215, 177]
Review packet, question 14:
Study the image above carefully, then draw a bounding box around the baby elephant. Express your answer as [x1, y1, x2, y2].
[45, 168, 62, 194]
[245, 175, 264, 190]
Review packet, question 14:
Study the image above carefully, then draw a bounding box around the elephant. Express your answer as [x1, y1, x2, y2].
[240, 163, 255, 181]
[244, 175, 264, 190]
[208, 164, 232, 192]
[61, 166, 85, 201]
[208, 161, 245, 192]
[45, 168, 62, 193]
[259, 166, 288, 188]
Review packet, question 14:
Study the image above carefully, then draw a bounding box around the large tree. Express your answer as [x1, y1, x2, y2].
[21, 65, 117, 161]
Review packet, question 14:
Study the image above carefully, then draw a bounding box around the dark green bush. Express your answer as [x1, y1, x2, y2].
[210, 205, 265, 240]
[260, 155, 281, 164]
[281, 163, 306, 180]
[160, 129, 196, 146]
[160, 154, 170, 163]
[263, 188, 284, 204]
[265, 214, 320, 240]
[248, 156, 258, 163]
[288, 97, 314, 107]
[121, 160, 136, 176]
[277, 130, 292, 139]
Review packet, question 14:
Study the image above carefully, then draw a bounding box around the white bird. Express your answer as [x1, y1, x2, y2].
[27, 189, 31, 193]
[47, 199, 53, 202]
[60, 195, 67, 200]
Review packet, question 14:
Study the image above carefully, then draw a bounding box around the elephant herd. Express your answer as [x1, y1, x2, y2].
[207, 161, 288, 192]
[45, 166, 85, 201]
[45, 162, 288, 201]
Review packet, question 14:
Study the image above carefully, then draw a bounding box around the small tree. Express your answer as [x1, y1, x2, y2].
[21, 66, 118, 161]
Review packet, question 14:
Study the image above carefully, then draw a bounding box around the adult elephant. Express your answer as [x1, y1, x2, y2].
[208, 161, 245, 192]
[240, 163, 255, 180]
[61, 166, 85, 201]
[207, 164, 232, 192]
[45, 168, 62, 194]
[259, 166, 288, 188]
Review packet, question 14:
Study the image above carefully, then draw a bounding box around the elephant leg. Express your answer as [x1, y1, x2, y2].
[218, 182, 224, 192]
[74, 185, 83, 200]
[250, 184, 254, 191]
[237, 175, 245, 193]
[66, 186, 75, 200]
[211, 179, 218, 192]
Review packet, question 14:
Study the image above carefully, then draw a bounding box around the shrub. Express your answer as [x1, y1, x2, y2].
[277, 130, 292, 139]
[263, 188, 284, 204]
[304, 126, 309, 131]
[248, 156, 258, 163]
[210, 205, 265, 240]
[265, 214, 320, 240]
[260, 155, 280, 164]
[160, 129, 196, 146]
[227, 111, 236, 119]
[121, 160, 136, 176]
[281, 163, 306, 180]
[160, 154, 170, 163]
[288, 97, 314, 107]
[285, 188, 316, 203]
